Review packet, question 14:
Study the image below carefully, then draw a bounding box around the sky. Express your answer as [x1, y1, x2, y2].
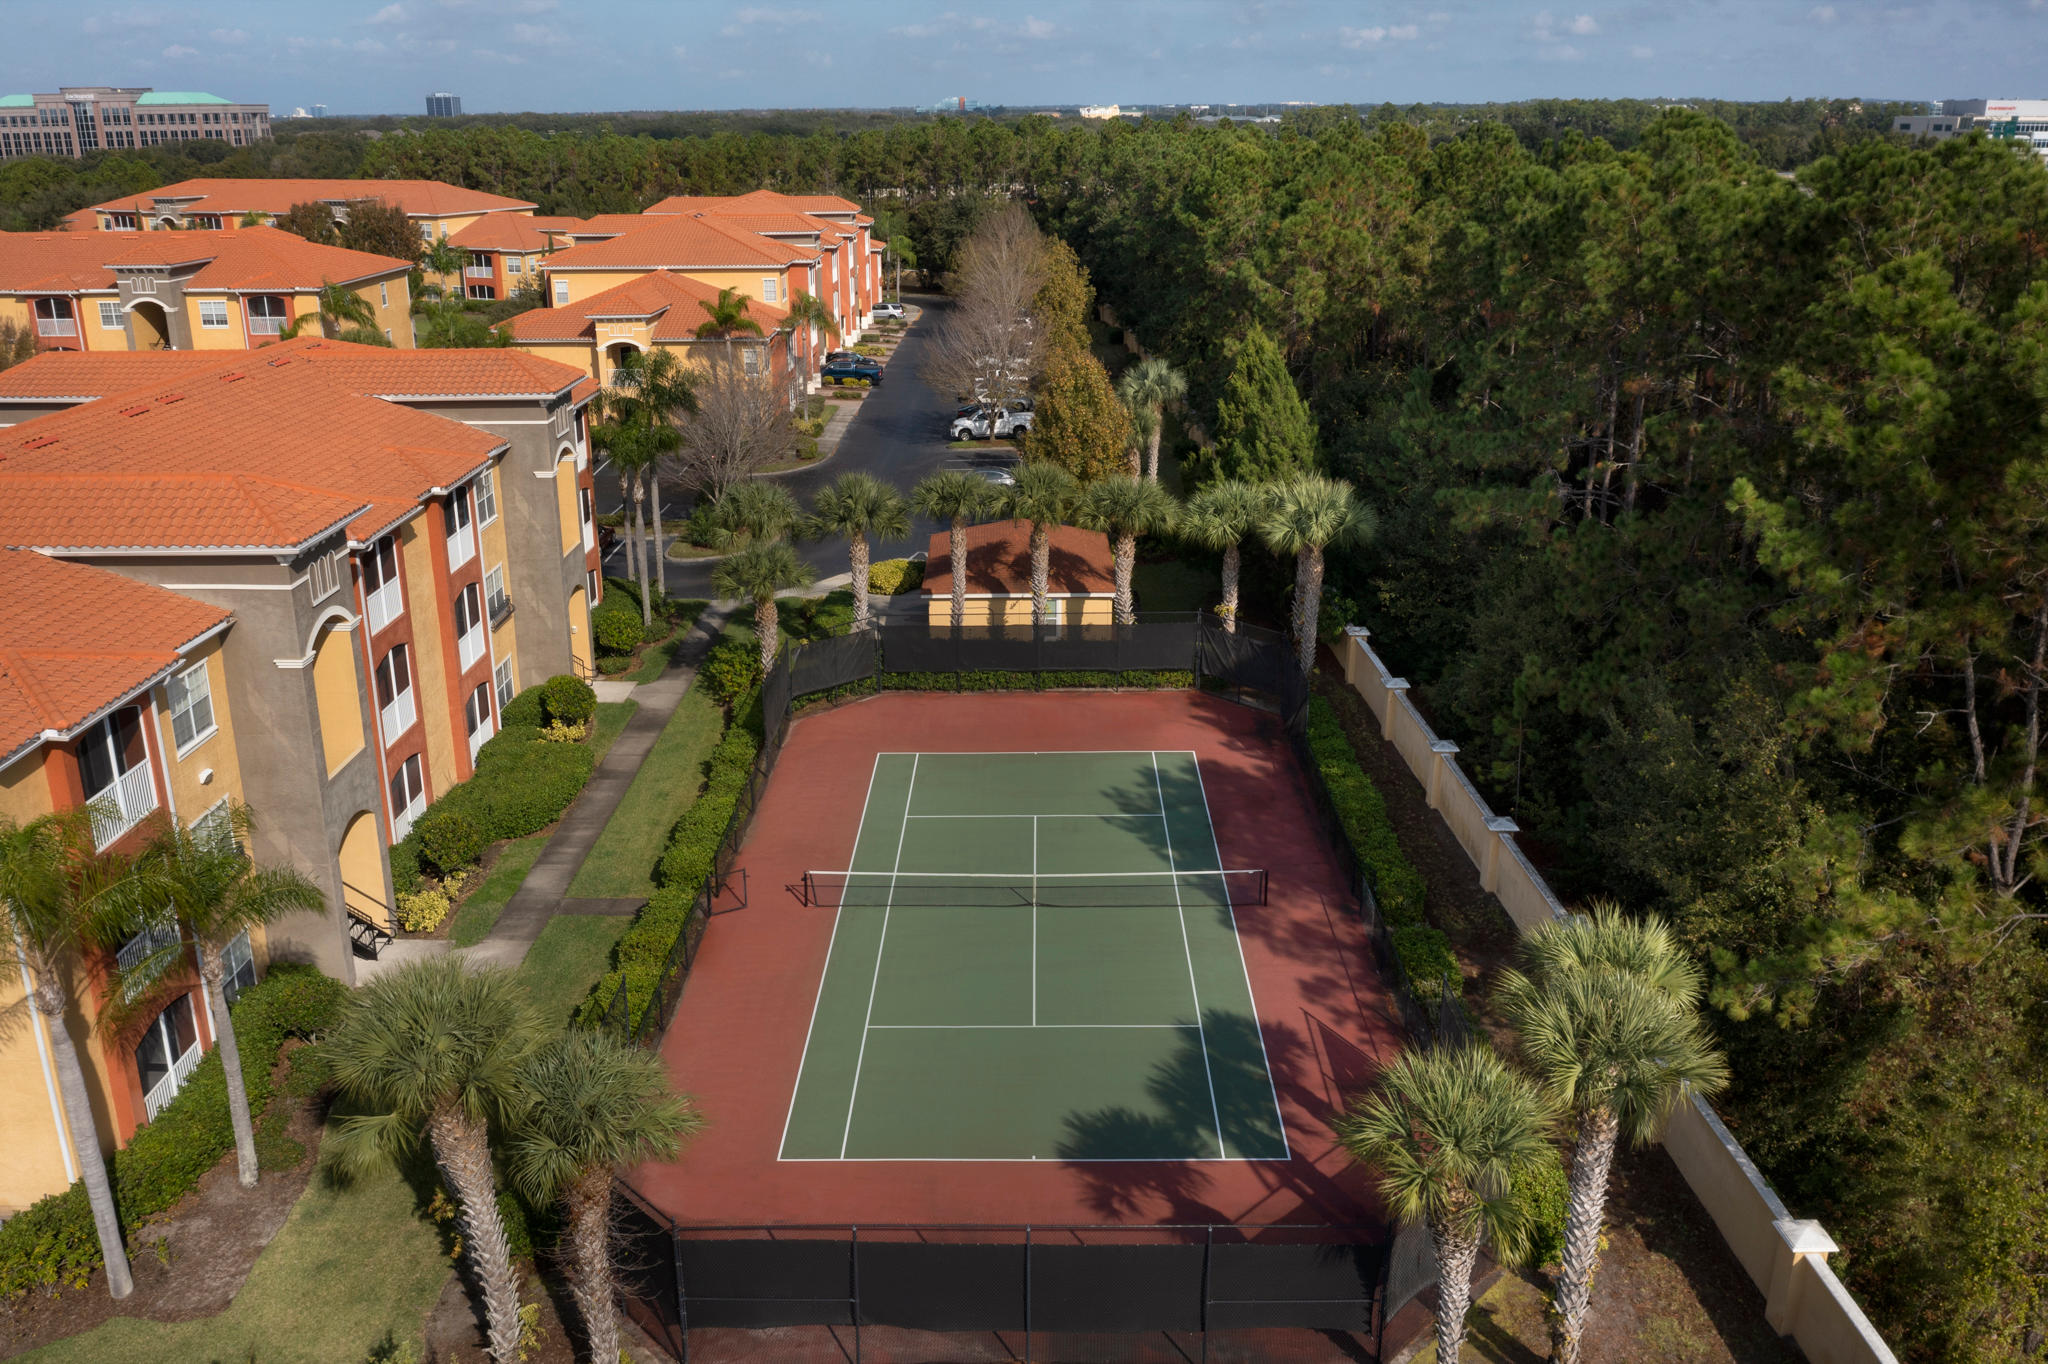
[4, 0, 2046, 115]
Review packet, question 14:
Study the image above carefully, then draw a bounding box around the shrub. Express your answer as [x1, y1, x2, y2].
[482, 723, 544, 755]
[697, 639, 761, 704]
[865, 558, 925, 595]
[542, 719, 588, 743]
[501, 686, 546, 728]
[389, 834, 424, 897]
[682, 502, 722, 549]
[414, 808, 486, 878]
[877, 669, 1193, 692]
[0, 965, 345, 1297]
[601, 575, 643, 613]
[598, 655, 636, 676]
[592, 600, 644, 656]
[397, 886, 453, 933]
[1304, 697, 1429, 926]
[1391, 923, 1460, 1002]
[1511, 1145, 1570, 1271]
[852, 342, 886, 357]
[539, 674, 596, 727]
[444, 739, 594, 839]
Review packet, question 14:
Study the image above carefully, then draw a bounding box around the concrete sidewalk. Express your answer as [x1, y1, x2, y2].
[462, 603, 731, 970]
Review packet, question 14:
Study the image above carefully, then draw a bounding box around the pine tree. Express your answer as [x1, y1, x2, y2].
[1209, 325, 1318, 482]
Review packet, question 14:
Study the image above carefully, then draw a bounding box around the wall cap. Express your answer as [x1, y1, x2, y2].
[1430, 739, 1460, 754]
[1774, 1218, 1839, 1257]
[1385, 677, 1411, 691]
[1486, 815, 1519, 833]
[1343, 623, 1371, 638]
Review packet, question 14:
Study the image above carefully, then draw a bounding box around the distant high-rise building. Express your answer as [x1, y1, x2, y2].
[0, 86, 270, 160]
[311, 104, 327, 118]
[426, 92, 462, 117]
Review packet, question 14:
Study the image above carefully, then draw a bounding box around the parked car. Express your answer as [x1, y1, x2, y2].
[950, 405, 1034, 440]
[954, 399, 1032, 420]
[966, 466, 1016, 487]
[872, 300, 908, 321]
[822, 353, 884, 386]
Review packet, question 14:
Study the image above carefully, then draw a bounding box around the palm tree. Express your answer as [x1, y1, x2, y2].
[1260, 475, 1376, 675]
[1116, 357, 1187, 484]
[911, 470, 998, 629]
[607, 348, 698, 604]
[509, 1031, 704, 1364]
[421, 236, 466, 305]
[712, 540, 814, 677]
[1003, 462, 1079, 625]
[809, 472, 909, 630]
[128, 804, 323, 1189]
[589, 399, 655, 625]
[1076, 477, 1178, 625]
[325, 958, 546, 1364]
[713, 480, 803, 545]
[280, 280, 386, 346]
[782, 288, 841, 395]
[695, 286, 765, 368]
[1336, 1045, 1554, 1364]
[1498, 907, 1729, 1364]
[0, 811, 148, 1299]
[1180, 480, 1272, 634]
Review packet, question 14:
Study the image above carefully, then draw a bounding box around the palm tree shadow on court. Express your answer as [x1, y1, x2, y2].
[1056, 1010, 1305, 1222]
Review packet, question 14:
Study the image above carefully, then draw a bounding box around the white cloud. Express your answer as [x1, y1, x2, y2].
[211, 27, 249, 43]
[892, 21, 941, 37]
[801, 49, 833, 68]
[1567, 13, 1598, 34]
[729, 6, 820, 25]
[1810, 3, 1836, 17]
[161, 43, 199, 58]
[1542, 43, 1583, 60]
[1339, 22, 1417, 47]
[717, 67, 748, 79]
[371, 3, 406, 22]
[1021, 15, 1056, 38]
[1630, 43, 1654, 58]
[672, 43, 688, 57]
[510, 21, 559, 43]
[1388, 23, 1418, 38]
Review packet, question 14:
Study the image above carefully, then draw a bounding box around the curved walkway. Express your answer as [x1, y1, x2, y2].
[462, 604, 731, 970]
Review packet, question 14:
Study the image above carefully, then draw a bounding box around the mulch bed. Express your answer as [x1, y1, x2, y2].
[0, 1044, 327, 1357]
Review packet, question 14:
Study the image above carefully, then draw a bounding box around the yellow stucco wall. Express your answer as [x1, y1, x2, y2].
[399, 520, 460, 794]
[0, 750, 53, 825]
[922, 596, 1116, 627]
[508, 338, 600, 383]
[567, 585, 591, 675]
[555, 454, 583, 555]
[0, 963, 76, 1213]
[312, 620, 365, 775]
[153, 636, 245, 825]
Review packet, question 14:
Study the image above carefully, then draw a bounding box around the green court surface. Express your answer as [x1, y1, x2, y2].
[779, 751, 1289, 1162]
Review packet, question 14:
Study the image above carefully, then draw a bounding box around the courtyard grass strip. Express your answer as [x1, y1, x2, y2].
[569, 686, 725, 900]
[448, 832, 548, 946]
[519, 914, 632, 1024]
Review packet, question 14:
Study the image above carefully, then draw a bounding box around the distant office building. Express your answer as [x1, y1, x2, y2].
[426, 92, 462, 117]
[0, 87, 270, 160]
[1078, 104, 1121, 120]
[311, 104, 328, 118]
[1895, 99, 2048, 158]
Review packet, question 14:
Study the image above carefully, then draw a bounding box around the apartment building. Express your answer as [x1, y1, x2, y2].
[643, 190, 889, 333]
[0, 227, 414, 353]
[0, 548, 257, 1211]
[502, 268, 793, 387]
[0, 87, 270, 161]
[444, 214, 588, 301]
[0, 340, 602, 993]
[84, 179, 536, 243]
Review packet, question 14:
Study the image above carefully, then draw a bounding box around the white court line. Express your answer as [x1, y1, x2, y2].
[1031, 814, 1038, 1026]
[1188, 753, 1293, 1161]
[1156, 751, 1227, 1161]
[777, 752, 886, 1161]
[868, 1023, 1197, 1029]
[903, 812, 1167, 819]
[780, 1155, 1297, 1164]
[839, 753, 918, 1159]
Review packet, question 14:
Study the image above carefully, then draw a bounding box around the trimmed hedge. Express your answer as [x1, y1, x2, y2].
[879, 669, 1194, 692]
[866, 558, 925, 595]
[539, 674, 597, 727]
[592, 600, 644, 656]
[415, 808, 486, 878]
[581, 696, 762, 1027]
[1303, 695, 1454, 1003]
[0, 965, 345, 1297]
[696, 639, 761, 705]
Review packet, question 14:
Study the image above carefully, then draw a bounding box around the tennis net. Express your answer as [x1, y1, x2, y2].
[800, 868, 1269, 910]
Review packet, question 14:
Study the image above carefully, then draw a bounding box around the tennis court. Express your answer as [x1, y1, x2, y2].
[779, 750, 1290, 1162]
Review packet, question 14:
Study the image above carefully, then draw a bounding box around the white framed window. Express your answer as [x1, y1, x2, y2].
[192, 797, 237, 854]
[197, 299, 229, 329]
[419, 223, 435, 243]
[445, 487, 476, 570]
[375, 644, 417, 742]
[246, 295, 288, 335]
[221, 928, 256, 1003]
[465, 682, 495, 761]
[552, 278, 569, 306]
[485, 563, 509, 621]
[165, 661, 217, 754]
[308, 548, 342, 601]
[761, 276, 779, 303]
[388, 753, 425, 842]
[362, 534, 404, 631]
[98, 300, 122, 329]
[504, 255, 522, 275]
[379, 282, 389, 307]
[475, 468, 498, 526]
[742, 345, 762, 376]
[494, 656, 516, 712]
[454, 582, 486, 672]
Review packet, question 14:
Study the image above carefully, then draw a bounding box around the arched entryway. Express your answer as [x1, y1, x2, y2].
[600, 340, 643, 385]
[337, 811, 388, 928]
[129, 300, 171, 351]
[568, 584, 592, 677]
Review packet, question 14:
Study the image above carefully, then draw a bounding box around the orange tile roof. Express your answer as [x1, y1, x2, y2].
[923, 521, 1115, 597]
[90, 178, 536, 220]
[502, 270, 790, 343]
[449, 214, 588, 252]
[711, 213, 857, 241]
[60, 208, 99, 232]
[542, 214, 817, 272]
[0, 339, 590, 403]
[645, 190, 862, 217]
[0, 546, 230, 765]
[0, 339, 511, 552]
[0, 226, 412, 294]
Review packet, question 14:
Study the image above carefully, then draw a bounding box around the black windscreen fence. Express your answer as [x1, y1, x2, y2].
[617, 1215, 1384, 1362]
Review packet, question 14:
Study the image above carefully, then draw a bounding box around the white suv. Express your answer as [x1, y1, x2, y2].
[950, 405, 1034, 440]
[872, 300, 908, 321]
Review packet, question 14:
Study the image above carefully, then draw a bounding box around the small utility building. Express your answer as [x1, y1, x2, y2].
[922, 521, 1116, 627]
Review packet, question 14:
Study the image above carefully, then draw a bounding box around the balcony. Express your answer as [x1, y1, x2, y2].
[248, 316, 283, 336]
[365, 575, 404, 633]
[457, 622, 485, 672]
[464, 264, 494, 278]
[380, 686, 416, 744]
[390, 788, 425, 844]
[89, 762, 157, 851]
[142, 1036, 201, 1121]
[487, 586, 513, 627]
[447, 520, 476, 571]
[35, 317, 77, 338]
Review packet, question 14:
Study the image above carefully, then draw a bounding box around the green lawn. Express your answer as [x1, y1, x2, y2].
[771, 589, 858, 644]
[1133, 558, 1217, 615]
[589, 699, 638, 759]
[22, 1127, 449, 1364]
[518, 915, 633, 1024]
[568, 685, 725, 899]
[625, 603, 709, 683]
[448, 834, 547, 947]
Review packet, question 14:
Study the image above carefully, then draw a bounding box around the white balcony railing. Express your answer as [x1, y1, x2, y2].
[468, 709, 495, 762]
[35, 317, 77, 338]
[248, 316, 283, 335]
[464, 264, 494, 278]
[457, 623, 485, 673]
[365, 576, 404, 633]
[89, 762, 157, 851]
[390, 789, 426, 844]
[447, 520, 476, 571]
[142, 1039, 202, 1121]
[380, 687, 416, 743]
